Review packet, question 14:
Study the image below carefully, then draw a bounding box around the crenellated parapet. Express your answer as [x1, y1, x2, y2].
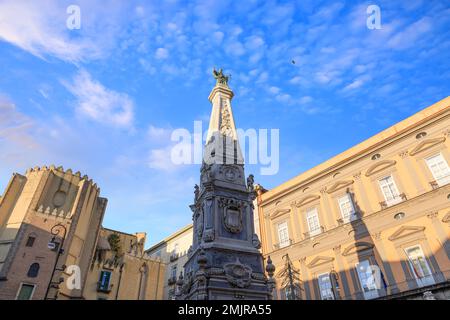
[25, 165, 90, 182]
[23, 165, 101, 221]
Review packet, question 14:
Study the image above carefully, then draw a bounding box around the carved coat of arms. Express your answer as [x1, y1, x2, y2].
[224, 206, 243, 233]
[219, 198, 245, 234]
[224, 258, 252, 288]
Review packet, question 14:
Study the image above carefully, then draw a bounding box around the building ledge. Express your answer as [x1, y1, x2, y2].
[265, 183, 450, 255]
[376, 280, 450, 300]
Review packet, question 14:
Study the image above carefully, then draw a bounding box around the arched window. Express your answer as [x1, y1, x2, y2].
[27, 263, 40, 278]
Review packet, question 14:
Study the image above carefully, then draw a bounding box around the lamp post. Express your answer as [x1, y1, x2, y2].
[44, 223, 67, 300]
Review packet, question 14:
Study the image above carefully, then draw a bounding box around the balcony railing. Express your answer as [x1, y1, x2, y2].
[303, 226, 325, 239]
[167, 276, 177, 285]
[97, 282, 113, 293]
[379, 193, 407, 210]
[274, 239, 294, 250]
[169, 253, 179, 262]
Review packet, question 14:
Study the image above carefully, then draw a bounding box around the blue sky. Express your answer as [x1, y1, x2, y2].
[0, 0, 449, 247]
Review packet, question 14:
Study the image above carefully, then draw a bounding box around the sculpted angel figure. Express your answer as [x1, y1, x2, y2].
[213, 68, 229, 85]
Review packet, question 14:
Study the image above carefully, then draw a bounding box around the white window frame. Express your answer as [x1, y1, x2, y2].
[355, 260, 379, 300]
[317, 273, 335, 300]
[15, 283, 36, 300]
[277, 221, 290, 248]
[425, 153, 450, 187]
[404, 245, 435, 287]
[338, 193, 356, 223]
[378, 175, 401, 206]
[170, 264, 177, 279]
[306, 207, 321, 236]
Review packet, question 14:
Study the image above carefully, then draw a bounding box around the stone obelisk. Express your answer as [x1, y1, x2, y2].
[177, 69, 275, 300]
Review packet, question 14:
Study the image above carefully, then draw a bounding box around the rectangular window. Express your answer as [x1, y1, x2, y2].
[171, 265, 177, 278]
[16, 284, 35, 300]
[25, 236, 36, 247]
[356, 260, 379, 300]
[317, 273, 334, 300]
[277, 222, 290, 248]
[306, 208, 321, 236]
[378, 175, 401, 206]
[98, 271, 112, 291]
[426, 153, 450, 187]
[284, 286, 298, 300]
[405, 245, 435, 287]
[338, 194, 356, 222]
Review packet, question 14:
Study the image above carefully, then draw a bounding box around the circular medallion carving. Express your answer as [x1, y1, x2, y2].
[224, 168, 236, 181]
[52, 191, 66, 208]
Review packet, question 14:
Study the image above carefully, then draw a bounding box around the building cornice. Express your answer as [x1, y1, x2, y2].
[260, 97, 450, 206]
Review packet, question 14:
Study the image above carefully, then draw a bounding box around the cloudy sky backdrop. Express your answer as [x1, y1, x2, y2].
[0, 0, 449, 246]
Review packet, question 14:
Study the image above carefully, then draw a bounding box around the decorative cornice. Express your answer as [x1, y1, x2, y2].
[208, 83, 234, 101]
[442, 212, 450, 223]
[259, 100, 450, 207]
[365, 160, 397, 177]
[342, 242, 374, 256]
[294, 194, 321, 207]
[326, 180, 354, 194]
[266, 208, 291, 220]
[388, 225, 426, 241]
[409, 137, 446, 156]
[306, 256, 334, 268]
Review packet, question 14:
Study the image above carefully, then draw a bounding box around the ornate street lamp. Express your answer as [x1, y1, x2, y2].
[44, 223, 67, 300]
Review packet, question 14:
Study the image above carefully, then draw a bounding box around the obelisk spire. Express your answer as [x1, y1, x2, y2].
[205, 68, 243, 165]
[178, 69, 274, 300]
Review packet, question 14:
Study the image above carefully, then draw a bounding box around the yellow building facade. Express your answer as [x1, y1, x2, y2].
[257, 97, 450, 300]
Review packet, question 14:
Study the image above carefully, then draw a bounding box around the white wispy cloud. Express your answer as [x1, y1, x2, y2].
[147, 125, 173, 142]
[148, 147, 176, 171]
[342, 75, 371, 92]
[0, 95, 37, 149]
[155, 47, 169, 60]
[0, 1, 105, 62]
[387, 17, 432, 50]
[62, 70, 134, 128]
